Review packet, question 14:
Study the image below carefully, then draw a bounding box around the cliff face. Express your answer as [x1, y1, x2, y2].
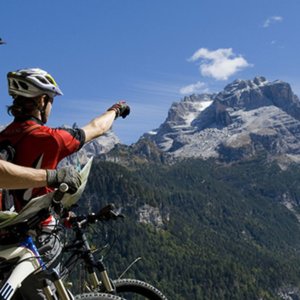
[140, 77, 300, 166]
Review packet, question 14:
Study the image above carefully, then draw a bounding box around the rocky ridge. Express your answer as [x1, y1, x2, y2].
[141, 76, 300, 166]
[59, 129, 120, 167]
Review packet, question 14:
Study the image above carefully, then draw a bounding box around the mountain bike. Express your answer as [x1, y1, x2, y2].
[61, 204, 168, 300]
[0, 185, 126, 300]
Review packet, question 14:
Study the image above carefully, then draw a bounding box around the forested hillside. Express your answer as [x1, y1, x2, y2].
[68, 155, 300, 299]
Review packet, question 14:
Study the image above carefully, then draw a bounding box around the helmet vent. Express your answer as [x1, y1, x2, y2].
[12, 80, 19, 89]
[45, 75, 55, 85]
[19, 81, 29, 90]
[37, 76, 48, 84]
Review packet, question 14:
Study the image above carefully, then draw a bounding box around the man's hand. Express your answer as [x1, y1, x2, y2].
[107, 101, 130, 119]
[46, 166, 82, 194]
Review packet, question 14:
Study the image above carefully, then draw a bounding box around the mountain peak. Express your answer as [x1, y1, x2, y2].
[223, 76, 268, 94]
[142, 76, 300, 166]
[216, 76, 296, 112]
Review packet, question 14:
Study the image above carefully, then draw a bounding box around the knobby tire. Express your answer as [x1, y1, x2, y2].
[113, 278, 168, 300]
[75, 292, 126, 300]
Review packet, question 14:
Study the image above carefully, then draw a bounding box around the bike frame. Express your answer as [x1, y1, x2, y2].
[0, 235, 75, 300]
[61, 207, 168, 300]
[62, 219, 114, 294]
[0, 236, 44, 300]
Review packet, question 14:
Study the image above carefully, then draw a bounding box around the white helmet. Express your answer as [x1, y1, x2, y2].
[7, 68, 63, 98]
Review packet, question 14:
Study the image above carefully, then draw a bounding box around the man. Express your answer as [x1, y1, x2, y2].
[1, 68, 129, 212]
[0, 160, 81, 190]
[0, 67, 130, 299]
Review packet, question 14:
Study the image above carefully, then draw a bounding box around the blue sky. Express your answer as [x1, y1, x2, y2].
[1, 0, 300, 145]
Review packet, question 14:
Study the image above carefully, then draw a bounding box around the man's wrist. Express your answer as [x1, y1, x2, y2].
[46, 169, 57, 186]
[107, 107, 119, 118]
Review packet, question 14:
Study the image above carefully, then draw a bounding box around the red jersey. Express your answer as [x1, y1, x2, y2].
[0, 116, 85, 212]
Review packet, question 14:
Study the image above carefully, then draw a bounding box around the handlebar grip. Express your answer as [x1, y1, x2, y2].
[53, 183, 69, 203]
[96, 204, 124, 221]
[96, 203, 115, 219]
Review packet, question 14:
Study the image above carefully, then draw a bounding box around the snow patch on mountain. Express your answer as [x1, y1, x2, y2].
[143, 77, 300, 165]
[175, 99, 213, 128]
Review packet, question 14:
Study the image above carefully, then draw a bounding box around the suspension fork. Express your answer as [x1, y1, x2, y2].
[78, 227, 114, 292]
[42, 269, 72, 300]
[93, 259, 114, 293]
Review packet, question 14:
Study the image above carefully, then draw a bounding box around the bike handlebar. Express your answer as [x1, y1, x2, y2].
[68, 203, 124, 228]
[52, 183, 69, 215]
[96, 203, 123, 220]
[53, 183, 69, 203]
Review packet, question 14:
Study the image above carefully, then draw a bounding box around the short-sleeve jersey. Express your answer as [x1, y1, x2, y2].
[0, 116, 86, 212]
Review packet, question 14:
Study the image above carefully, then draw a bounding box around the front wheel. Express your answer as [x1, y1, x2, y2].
[75, 292, 126, 300]
[112, 279, 168, 300]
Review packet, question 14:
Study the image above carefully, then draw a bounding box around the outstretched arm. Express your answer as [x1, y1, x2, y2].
[0, 160, 81, 192]
[81, 101, 130, 143]
[82, 110, 116, 143]
[0, 160, 47, 189]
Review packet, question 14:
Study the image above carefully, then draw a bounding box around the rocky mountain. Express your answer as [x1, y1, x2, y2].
[142, 76, 300, 167]
[59, 129, 120, 167]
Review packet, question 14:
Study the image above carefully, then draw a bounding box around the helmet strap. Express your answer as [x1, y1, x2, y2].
[40, 96, 50, 124]
[40, 110, 46, 124]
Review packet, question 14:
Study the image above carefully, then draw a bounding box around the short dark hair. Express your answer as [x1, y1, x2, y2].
[7, 96, 40, 117]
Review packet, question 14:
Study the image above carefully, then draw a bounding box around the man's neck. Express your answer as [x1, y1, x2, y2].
[14, 115, 44, 125]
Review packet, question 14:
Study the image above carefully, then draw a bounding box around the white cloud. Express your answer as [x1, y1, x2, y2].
[188, 48, 251, 81]
[179, 81, 209, 95]
[263, 16, 283, 28]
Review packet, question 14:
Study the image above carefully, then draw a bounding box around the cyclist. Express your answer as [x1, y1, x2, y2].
[1, 67, 129, 211]
[0, 67, 130, 299]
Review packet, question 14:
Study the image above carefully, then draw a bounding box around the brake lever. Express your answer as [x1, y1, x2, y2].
[97, 204, 125, 221]
[97, 204, 115, 216]
[110, 210, 125, 220]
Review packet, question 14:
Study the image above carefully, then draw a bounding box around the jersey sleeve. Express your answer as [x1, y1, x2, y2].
[18, 126, 86, 170]
[51, 127, 86, 159]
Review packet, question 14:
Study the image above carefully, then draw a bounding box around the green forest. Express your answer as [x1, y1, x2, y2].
[67, 154, 300, 299]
